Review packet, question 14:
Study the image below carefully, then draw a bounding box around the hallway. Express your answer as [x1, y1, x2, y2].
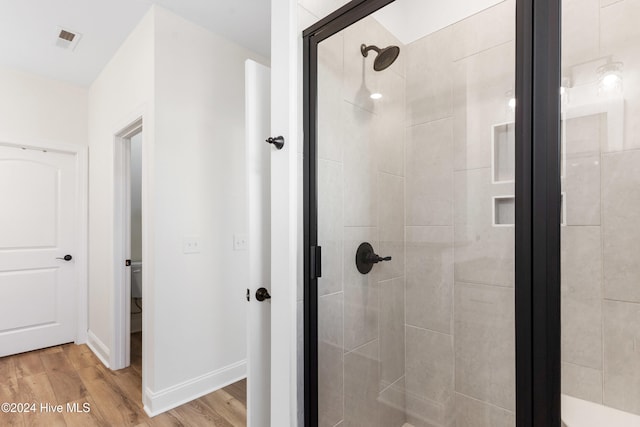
[0, 333, 246, 426]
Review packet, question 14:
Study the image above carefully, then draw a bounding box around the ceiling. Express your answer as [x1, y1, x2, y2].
[373, 0, 504, 45]
[0, 0, 270, 86]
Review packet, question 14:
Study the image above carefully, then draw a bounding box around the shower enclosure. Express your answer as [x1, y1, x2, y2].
[302, 0, 638, 425]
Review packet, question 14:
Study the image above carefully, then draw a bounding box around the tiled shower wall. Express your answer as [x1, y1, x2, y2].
[560, 0, 640, 416]
[315, 13, 408, 427]
[403, 1, 516, 426]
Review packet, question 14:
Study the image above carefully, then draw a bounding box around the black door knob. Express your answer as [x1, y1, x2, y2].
[56, 255, 73, 261]
[256, 287, 271, 302]
[266, 136, 285, 150]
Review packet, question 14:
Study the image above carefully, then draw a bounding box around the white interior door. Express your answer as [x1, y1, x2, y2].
[0, 144, 78, 357]
[246, 59, 271, 427]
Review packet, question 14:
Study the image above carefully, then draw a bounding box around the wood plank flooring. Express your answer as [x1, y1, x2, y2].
[0, 333, 247, 426]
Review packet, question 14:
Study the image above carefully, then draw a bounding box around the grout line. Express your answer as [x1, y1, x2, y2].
[601, 297, 640, 305]
[379, 374, 405, 396]
[405, 324, 453, 338]
[406, 115, 453, 129]
[454, 280, 514, 290]
[344, 337, 378, 357]
[455, 391, 514, 414]
[562, 360, 602, 372]
[451, 39, 515, 63]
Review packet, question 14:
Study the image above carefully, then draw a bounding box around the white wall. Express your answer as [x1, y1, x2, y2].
[88, 3, 268, 414]
[87, 7, 155, 365]
[148, 6, 267, 406]
[0, 66, 87, 146]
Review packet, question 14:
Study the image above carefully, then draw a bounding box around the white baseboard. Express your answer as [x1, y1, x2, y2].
[86, 330, 110, 368]
[143, 359, 247, 417]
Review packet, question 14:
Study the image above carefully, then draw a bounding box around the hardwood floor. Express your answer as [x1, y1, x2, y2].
[0, 333, 247, 426]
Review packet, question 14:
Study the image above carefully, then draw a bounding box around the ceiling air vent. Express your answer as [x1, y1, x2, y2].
[54, 27, 82, 51]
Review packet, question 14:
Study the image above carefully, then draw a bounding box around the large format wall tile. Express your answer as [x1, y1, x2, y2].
[344, 227, 379, 351]
[405, 118, 454, 226]
[454, 168, 515, 287]
[561, 362, 603, 404]
[375, 71, 406, 177]
[344, 340, 380, 427]
[603, 300, 640, 415]
[455, 282, 515, 411]
[404, 326, 454, 427]
[561, 226, 602, 369]
[406, 28, 453, 125]
[602, 150, 640, 303]
[318, 33, 344, 163]
[564, 155, 601, 226]
[406, 326, 454, 408]
[379, 277, 405, 387]
[406, 226, 454, 334]
[379, 377, 407, 427]
[377, 172, 405, 281]
[562, 0, 599, 67]
[600, 0, 640, 151]
[600, 0, 640, 54]
[405, 391, 452, 427]
[564, 114, 605, 157]
[454, 393, 514, 427]
[319, 293, 344, 427]
[318, 159, 344, 296]
[450, 0, 515, 61]
[343, 102, 377, 227]
[453, 41, 515, 171]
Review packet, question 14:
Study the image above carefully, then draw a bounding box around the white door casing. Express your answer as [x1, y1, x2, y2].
[246, 59, 272, 427]
[0, 143, 82, 357]
[270, 0, 299, 424]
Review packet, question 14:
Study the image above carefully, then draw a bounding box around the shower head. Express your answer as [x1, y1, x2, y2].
[360, 44, 400, 71]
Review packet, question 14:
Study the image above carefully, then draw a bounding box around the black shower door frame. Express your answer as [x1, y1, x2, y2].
[302, 0, 561, 426]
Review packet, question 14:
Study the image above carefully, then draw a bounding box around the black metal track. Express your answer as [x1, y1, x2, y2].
[515, 0, 562, 426]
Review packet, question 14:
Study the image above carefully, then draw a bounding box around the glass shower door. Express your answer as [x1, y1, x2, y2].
[561, 0, 640, 424]
[314, 1, 516, 425]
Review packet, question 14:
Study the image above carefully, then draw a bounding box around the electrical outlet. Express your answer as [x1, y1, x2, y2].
[183, 236, 201, 254]
[233, 234, 248, 251]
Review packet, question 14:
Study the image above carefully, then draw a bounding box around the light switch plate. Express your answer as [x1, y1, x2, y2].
[183, 236, 201, 254]
[233, 234, 248, 251]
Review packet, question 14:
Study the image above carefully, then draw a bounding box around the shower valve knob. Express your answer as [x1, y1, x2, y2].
[266, 136, 285, 150]
[367, 254, 392, 263]
[355, 242, 391, 274]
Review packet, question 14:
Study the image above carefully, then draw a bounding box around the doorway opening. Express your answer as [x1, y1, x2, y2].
[113, 118, 143, 384]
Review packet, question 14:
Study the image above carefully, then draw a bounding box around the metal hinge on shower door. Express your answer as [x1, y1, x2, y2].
[310, 246, 322, 279]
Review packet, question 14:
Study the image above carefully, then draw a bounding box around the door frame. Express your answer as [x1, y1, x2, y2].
[302, 1, 561, 426]
[0, 138, 89, 346]
[113, 116, 143, 371]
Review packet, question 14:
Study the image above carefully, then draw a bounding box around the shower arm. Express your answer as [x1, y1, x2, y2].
[360, 44, 381, 57]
